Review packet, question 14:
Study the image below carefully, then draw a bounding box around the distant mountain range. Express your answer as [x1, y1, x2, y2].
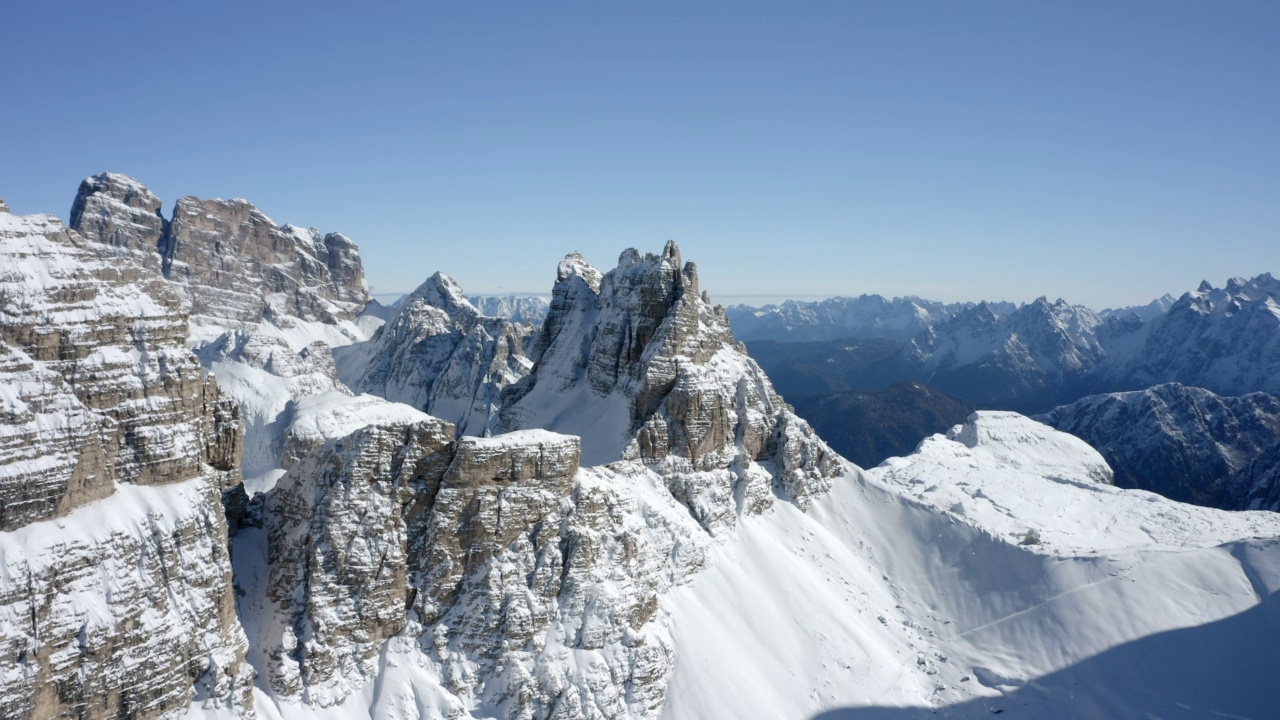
[1038, 383, 1280, 510]
[732, 274, 1280, 413]
[733, 278, 1280, 511]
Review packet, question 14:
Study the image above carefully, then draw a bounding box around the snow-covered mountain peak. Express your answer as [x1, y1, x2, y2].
[337, 269, 533, 436]
[557, 250, 604, 290]
[407, 270, 481, 323]
[501, 242, 838, 511]
[1234, 271, 1280, 301]
[69, 172, 370, 336]
[942, 410, 1114, 485]
[1101, 292, 1176, 321]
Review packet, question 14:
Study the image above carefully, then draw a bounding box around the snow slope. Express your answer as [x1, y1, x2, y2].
[9, 176, 1280, 720]
[209, 411, 1280, 720]
[661, 412, 1280, 719]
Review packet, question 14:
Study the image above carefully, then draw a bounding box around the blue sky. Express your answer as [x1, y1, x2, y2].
[1, 1, 1276, 308]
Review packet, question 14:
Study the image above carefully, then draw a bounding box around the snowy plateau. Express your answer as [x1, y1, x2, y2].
[1, 174, 1279, 720]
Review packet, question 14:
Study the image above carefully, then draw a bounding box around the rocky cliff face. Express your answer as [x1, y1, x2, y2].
[65, 173, 392, 501]
[1038, 383, 1280, 507]
[165, 195, 367, 326]
[501, 242, 840, 510]
[0, 209, 249, 718]
[337, 272, 533, 436]
[246, 243, 841, 719]
[256, 412, 704, 719]
[70, 172, 370, 334]
[68, 172, 167, 268]
[264, 416, 455, 703]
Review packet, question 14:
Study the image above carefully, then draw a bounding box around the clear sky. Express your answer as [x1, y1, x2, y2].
[1, 1, 1276, 309]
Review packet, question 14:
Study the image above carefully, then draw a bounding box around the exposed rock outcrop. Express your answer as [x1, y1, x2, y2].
[64, 174, 389, 501]
[164, 195, 367, 325]
[0, 478, 251, 720]
[68, 172, 166, 265]
[337, 272, 532, 436]
[0, 340, 112, 531]
[414, 430, 581, 660]
[265, 417, 455, 702]
[260, 417, 696, 719]
[0, 209, 249, 717]
[0, 211, 241, 501]
[69, 172, 371, 332]
[501, 242, 840, 510]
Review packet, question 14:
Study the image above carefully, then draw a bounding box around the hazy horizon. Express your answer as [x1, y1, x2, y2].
[2, 2, 1276, 309]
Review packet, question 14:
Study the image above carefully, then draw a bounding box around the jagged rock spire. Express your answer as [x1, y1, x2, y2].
[501, 242, 838, 507]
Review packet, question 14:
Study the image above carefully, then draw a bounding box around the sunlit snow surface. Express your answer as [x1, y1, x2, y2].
[661, 412, 1280, 719]
[187, 411, 1280, 719]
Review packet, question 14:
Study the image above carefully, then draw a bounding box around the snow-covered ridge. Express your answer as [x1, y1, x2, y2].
[663, 412, 1280, 719]
[468, 294, 550, 326]
[726, 295, 1019, 344]
[733, 275, 1280, 412]
[4, 173, 1280, 720]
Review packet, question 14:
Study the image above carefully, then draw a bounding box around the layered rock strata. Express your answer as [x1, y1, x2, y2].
[0, 209, 249, 718]
[260, 419, 699, 719]
[70, 172, 370, 330]
[265, 417, 455, 702]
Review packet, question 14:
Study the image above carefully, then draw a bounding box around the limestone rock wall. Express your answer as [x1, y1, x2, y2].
[265, 417, 455, 702]
[0, 478, 251, 720]
[501, 241, 840, 511]
[0, 208, 249, 718]
[70, 172, 370, 329]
